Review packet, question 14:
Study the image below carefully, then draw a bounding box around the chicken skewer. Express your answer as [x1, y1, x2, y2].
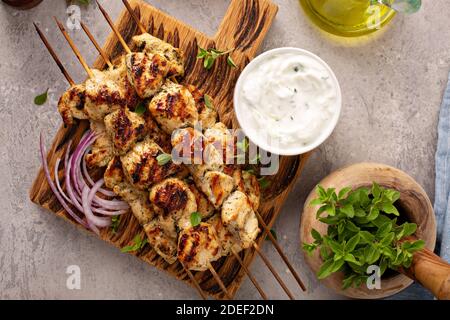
[168, 123, 297, 299]
[121, 0, 184, 78]
[34, 22, 75, 86]
[90, 4, 235, 299]
[54, 17, 94, 78]
[119, 0, 306, 291]
[97, 0, 171, 99]
[114, 0, 304, 298]
[34, 23, 210, 300]
[80, 21, 113, 69]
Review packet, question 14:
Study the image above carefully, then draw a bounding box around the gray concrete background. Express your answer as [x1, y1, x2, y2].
[0, 0, 449, 299]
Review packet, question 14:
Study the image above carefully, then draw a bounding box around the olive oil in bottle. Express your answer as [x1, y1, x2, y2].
[300, 0, 396, 37]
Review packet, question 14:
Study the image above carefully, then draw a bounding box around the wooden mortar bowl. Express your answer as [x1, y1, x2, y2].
[300, 162, 436, 299]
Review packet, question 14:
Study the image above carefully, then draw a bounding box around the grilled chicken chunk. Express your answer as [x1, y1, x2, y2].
[204, 122, 235, 164]
[171, 127, 235, 208]
[207, 214, 242, 256]
[84, 69, 127, 121]
[186, 179, 215, 220]
[132, 33, 184, 77]
[57, 84, 88, 126]
[187, 85, 217, 129]
[148, 81, 198, 133]
[221, 191, 260, 249]
[178, 223, 222, 271]
[126, 52, 170, 99]
[86, 121, 114, 168]
[233, 170, 260, 211]
[193, 171, 235, 209]
[104, 157, 154, 225]
[120, 137, 181, 190]
[149, 178, 197, 230]
[144, 218, 178, 264]
[104, 107, 146, 155]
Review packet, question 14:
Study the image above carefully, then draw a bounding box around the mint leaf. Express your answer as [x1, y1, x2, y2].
[381, 202, 399, 216]
[338, 187, 352, 200]
[359, 231, 375, 243]
[344, 253, 360, 265]
[317, 259, 335, 279]
[157, 153, 172, 166]
[380, 232, 395, 247]
[134, 101, 146, 114]
[345, 233, 360, 253]
[340, 204, 355, 218]
[402, 223, 417, 237]
[309, 198, 323, 206]
[227, 55, 237, 68]
[190, 212, 202, 227]
[376, 222, 393, 238]
[34, 89, 49, 105]
[204, 94, 214, 110]
[311, 228, 322, 242]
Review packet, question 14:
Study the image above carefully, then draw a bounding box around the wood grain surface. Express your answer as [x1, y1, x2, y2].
[29, 0, 310, 299]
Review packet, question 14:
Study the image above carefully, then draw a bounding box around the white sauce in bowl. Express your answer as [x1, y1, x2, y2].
[234, 48, 341, 155]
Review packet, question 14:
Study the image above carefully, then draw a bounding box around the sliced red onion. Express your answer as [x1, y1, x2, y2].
[39, 134, 88, 228]
[41, 131, 130, 233]
[55, 158, 73, 205]
[82, 185, 111, 228]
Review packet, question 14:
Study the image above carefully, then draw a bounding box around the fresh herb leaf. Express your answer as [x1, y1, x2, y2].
[134, 102, 146, 114]
[77, 0, 90, 5]
[197, 46, 235, 70]
[156, 153, 172, 166]
[190, 212, 202, 227]
[204, 94, 214, 110]
[227, 55, 237, 68]
[303, 182, 425, 289]
[258, 177, 271, 189]
[236, 138, 249, 152]
[111, 215, 120, 234]
[121, 234, 147, 253]
[34, 89, 49, 105]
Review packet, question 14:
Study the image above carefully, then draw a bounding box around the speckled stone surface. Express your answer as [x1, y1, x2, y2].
[0, 0, 449, 300]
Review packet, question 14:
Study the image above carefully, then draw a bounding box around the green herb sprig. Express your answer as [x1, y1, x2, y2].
[111, 215, 120, 234]
[34, 89, 49, 105]
[121, 234, 148, 253]
[190, 212, 202, 227]
[157, 153, 172, 166]
[303, 182, 425, 289]
[197, 47, 236, 70]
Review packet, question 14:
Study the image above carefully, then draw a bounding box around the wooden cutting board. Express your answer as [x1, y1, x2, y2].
[30, 0, 310, 299]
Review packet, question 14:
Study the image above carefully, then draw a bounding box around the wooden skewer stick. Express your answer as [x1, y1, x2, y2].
[33, 22, 75, 86]
[80, 21, 113, 69]
[253, 243, 295, 300]
[54, 17, 95, 79]
[122, 0, 147, 34]
[96, 0, 132, 54]
[255, 210, 306, 291]
[231, 249, 268, 300]
[206, 262, 232, 300]
[181, 263, 208, 300]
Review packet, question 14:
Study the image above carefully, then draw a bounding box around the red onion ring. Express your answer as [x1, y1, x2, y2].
[40, 131, 129, 233]
[39, 134, 88, 228]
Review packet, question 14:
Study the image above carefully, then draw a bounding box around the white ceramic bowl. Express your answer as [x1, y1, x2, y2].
[233, 47, 342, 156]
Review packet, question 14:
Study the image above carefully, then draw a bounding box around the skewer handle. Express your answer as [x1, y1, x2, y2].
[122, 0, 147, 34]
[207, 262, 232, 300]
[402, 247, 450, 300]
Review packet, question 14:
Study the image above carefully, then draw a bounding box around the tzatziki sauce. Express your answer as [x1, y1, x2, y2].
[234, 48, 341, 155]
